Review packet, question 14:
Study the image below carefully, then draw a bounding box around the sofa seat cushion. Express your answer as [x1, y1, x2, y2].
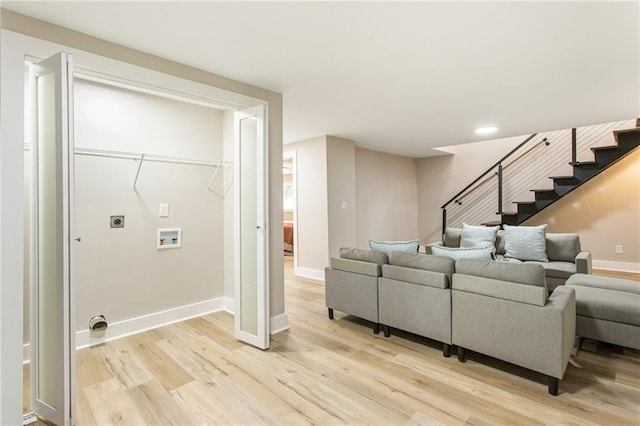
[330, 257, 381, 277]
[382, 264, 448, 289]
[566, 274, 640, 326]
[525, 261, 576, 279]
[566, 274, 640, 294]
[569, 285, 640, 326]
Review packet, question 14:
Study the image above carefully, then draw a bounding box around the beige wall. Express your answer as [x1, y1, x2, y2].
[524, 148, 640, 269]
[326, 137, 357, 258]
[355, 147, 419, 248]
[24, 80, 226, 337]
[417, 136, 526, 243]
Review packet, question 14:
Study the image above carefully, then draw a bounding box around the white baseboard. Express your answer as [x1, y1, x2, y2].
[23, 296, 289, 363]
[294, 265, 325, 281]
[270, 312, 290, 334]
[592, 260, 640, 273]
[75, 297, 228, 350]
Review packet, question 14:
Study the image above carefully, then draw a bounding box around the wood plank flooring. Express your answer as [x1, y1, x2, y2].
[24, 259, 639, 424]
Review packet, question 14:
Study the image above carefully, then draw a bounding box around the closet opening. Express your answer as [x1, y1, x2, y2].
[19, 47, 270, 425]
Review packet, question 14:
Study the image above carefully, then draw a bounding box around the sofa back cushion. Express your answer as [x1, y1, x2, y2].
[330, 258, 381, 277]
[339, 247, 388, 265]
[455, 258, 547, 289]
[389, 252, 455, 283]
[546, 233, 580, 262]
[443, 227, 462, 247]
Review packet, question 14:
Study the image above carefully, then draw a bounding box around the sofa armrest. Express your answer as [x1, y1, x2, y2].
[575, 251, 592, 274]
[424, 241, 443, 255]
[546, 285, 576, 378]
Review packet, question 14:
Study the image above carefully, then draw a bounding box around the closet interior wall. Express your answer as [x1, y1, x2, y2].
[23, 78, 229, 348]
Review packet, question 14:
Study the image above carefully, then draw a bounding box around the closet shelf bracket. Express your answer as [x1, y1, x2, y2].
[132, 153, 145, 191]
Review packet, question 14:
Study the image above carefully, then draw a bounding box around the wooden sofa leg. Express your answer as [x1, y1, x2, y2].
[548, 376, 559, 396]
[457, 347, 466, 362]
[383, 325, 391, 337]
[328, 308, 334, 320]
[443, 343, 451, 358]
[374, 323, 380, 334]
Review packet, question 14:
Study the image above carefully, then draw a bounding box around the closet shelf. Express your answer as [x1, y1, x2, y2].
[24, 144, 232, 194]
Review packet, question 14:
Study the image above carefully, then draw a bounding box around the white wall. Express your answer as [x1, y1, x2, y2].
[326, 136, 357, 258]
[287, 136, 329, 278]
[355, 147, 419, 248]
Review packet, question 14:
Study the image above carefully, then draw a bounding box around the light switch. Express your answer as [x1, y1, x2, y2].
[341, 201, 348, 210]
[159, 203, 169, 217]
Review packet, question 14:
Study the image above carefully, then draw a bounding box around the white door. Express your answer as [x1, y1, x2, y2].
[234, 104, 269, 349]
[29, 52, 76, 426]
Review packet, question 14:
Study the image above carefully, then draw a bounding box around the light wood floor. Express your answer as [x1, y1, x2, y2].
[25, 260, 639, 425]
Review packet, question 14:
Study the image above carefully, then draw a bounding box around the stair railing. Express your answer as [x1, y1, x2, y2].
[440, 119, 636, 235]
[440, 133, 537, 232]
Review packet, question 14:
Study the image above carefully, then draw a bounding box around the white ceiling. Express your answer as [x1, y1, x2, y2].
[3, 1, 639, 157]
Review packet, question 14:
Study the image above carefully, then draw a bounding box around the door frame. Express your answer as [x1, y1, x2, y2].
[1, 29, 277, 424]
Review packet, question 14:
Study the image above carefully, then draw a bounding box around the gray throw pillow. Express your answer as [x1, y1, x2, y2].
[546, 233, 580, 262]
[443, 227, 462, 247]
[460, 223, 499, 248]
[503, 224, 548, 262]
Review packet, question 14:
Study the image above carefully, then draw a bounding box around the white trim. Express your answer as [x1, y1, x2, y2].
[592, 260, 640, 273]
[23, 297, 237, 363]
[294, 266, 325, 281]
[75, 297, 226, 350]
[270, 313, 290, 335]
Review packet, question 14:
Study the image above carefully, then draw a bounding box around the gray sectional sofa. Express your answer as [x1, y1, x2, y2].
[428, 227, 592, 292]
[325, 248, 577, 395]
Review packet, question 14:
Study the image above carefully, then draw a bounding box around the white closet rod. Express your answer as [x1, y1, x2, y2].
[74, 147, 231, 167]
[25, 144, 231, 167]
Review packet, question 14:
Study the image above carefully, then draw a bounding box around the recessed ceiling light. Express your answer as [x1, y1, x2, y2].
[475, 126, 498, 135]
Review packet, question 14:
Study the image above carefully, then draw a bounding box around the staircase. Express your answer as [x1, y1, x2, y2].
[502, 125, 640, 225]
[441, 119, 640, 232]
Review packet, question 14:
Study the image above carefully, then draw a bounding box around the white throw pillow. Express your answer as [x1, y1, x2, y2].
[503, 224, 548, 262]
[430, 244, 494, 261]
[460, 223, 499, 248]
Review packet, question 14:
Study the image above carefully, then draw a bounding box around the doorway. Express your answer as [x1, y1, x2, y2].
[282, 151, 296, 261]
[20, 50, 270, 425]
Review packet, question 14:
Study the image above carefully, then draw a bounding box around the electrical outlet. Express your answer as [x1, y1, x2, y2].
[615, 245, 623, 254]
